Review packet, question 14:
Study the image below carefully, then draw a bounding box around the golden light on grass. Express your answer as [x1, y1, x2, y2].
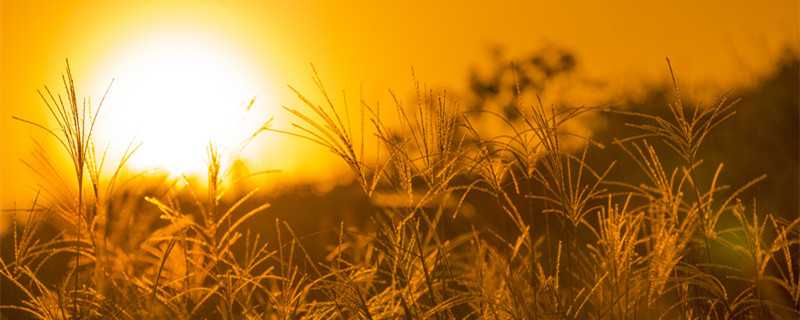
[1, 1, 798, 319]
[87, 29, 272, 177]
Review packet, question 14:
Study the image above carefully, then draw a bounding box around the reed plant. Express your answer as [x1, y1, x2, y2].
[2, 60, 797, 320]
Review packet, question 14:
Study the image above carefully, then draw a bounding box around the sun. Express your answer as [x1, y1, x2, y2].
[88, 29, 272, 177]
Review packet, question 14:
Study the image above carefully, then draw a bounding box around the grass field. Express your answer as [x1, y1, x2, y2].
[1, 57, 798, 319]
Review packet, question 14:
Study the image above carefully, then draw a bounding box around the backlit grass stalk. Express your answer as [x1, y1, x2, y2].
[14, 60, 114, 318]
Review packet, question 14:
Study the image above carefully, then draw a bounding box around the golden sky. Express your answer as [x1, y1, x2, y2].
[1, 0, 798, 208]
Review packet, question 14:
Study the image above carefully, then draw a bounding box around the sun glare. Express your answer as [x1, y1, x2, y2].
[89, 30, 270, 177]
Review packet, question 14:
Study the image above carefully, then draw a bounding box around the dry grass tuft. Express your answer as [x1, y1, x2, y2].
[2, 60, 797, 320]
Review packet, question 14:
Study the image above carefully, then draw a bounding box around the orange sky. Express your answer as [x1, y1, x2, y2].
[2, 0, 798, 209]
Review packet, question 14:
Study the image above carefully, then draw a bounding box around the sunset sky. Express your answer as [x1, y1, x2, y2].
[1, 0, 797, 208]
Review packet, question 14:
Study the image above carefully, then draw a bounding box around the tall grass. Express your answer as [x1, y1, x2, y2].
[2, 60, 798, 319]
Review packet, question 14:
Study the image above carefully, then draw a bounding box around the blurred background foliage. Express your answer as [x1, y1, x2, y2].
[466, 45, 798, 222]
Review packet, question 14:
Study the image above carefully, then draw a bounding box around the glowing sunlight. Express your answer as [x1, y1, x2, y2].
[89, 30, 270, 176]
[1, 1, 798, 318]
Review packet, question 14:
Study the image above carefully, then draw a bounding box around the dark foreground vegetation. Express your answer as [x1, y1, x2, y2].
[1, 52, 798, 319]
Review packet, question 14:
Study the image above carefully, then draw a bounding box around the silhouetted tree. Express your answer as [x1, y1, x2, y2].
[468, 46, 576, 120]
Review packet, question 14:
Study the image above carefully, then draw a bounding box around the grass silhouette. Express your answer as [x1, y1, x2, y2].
[1, 59, 798, 319]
